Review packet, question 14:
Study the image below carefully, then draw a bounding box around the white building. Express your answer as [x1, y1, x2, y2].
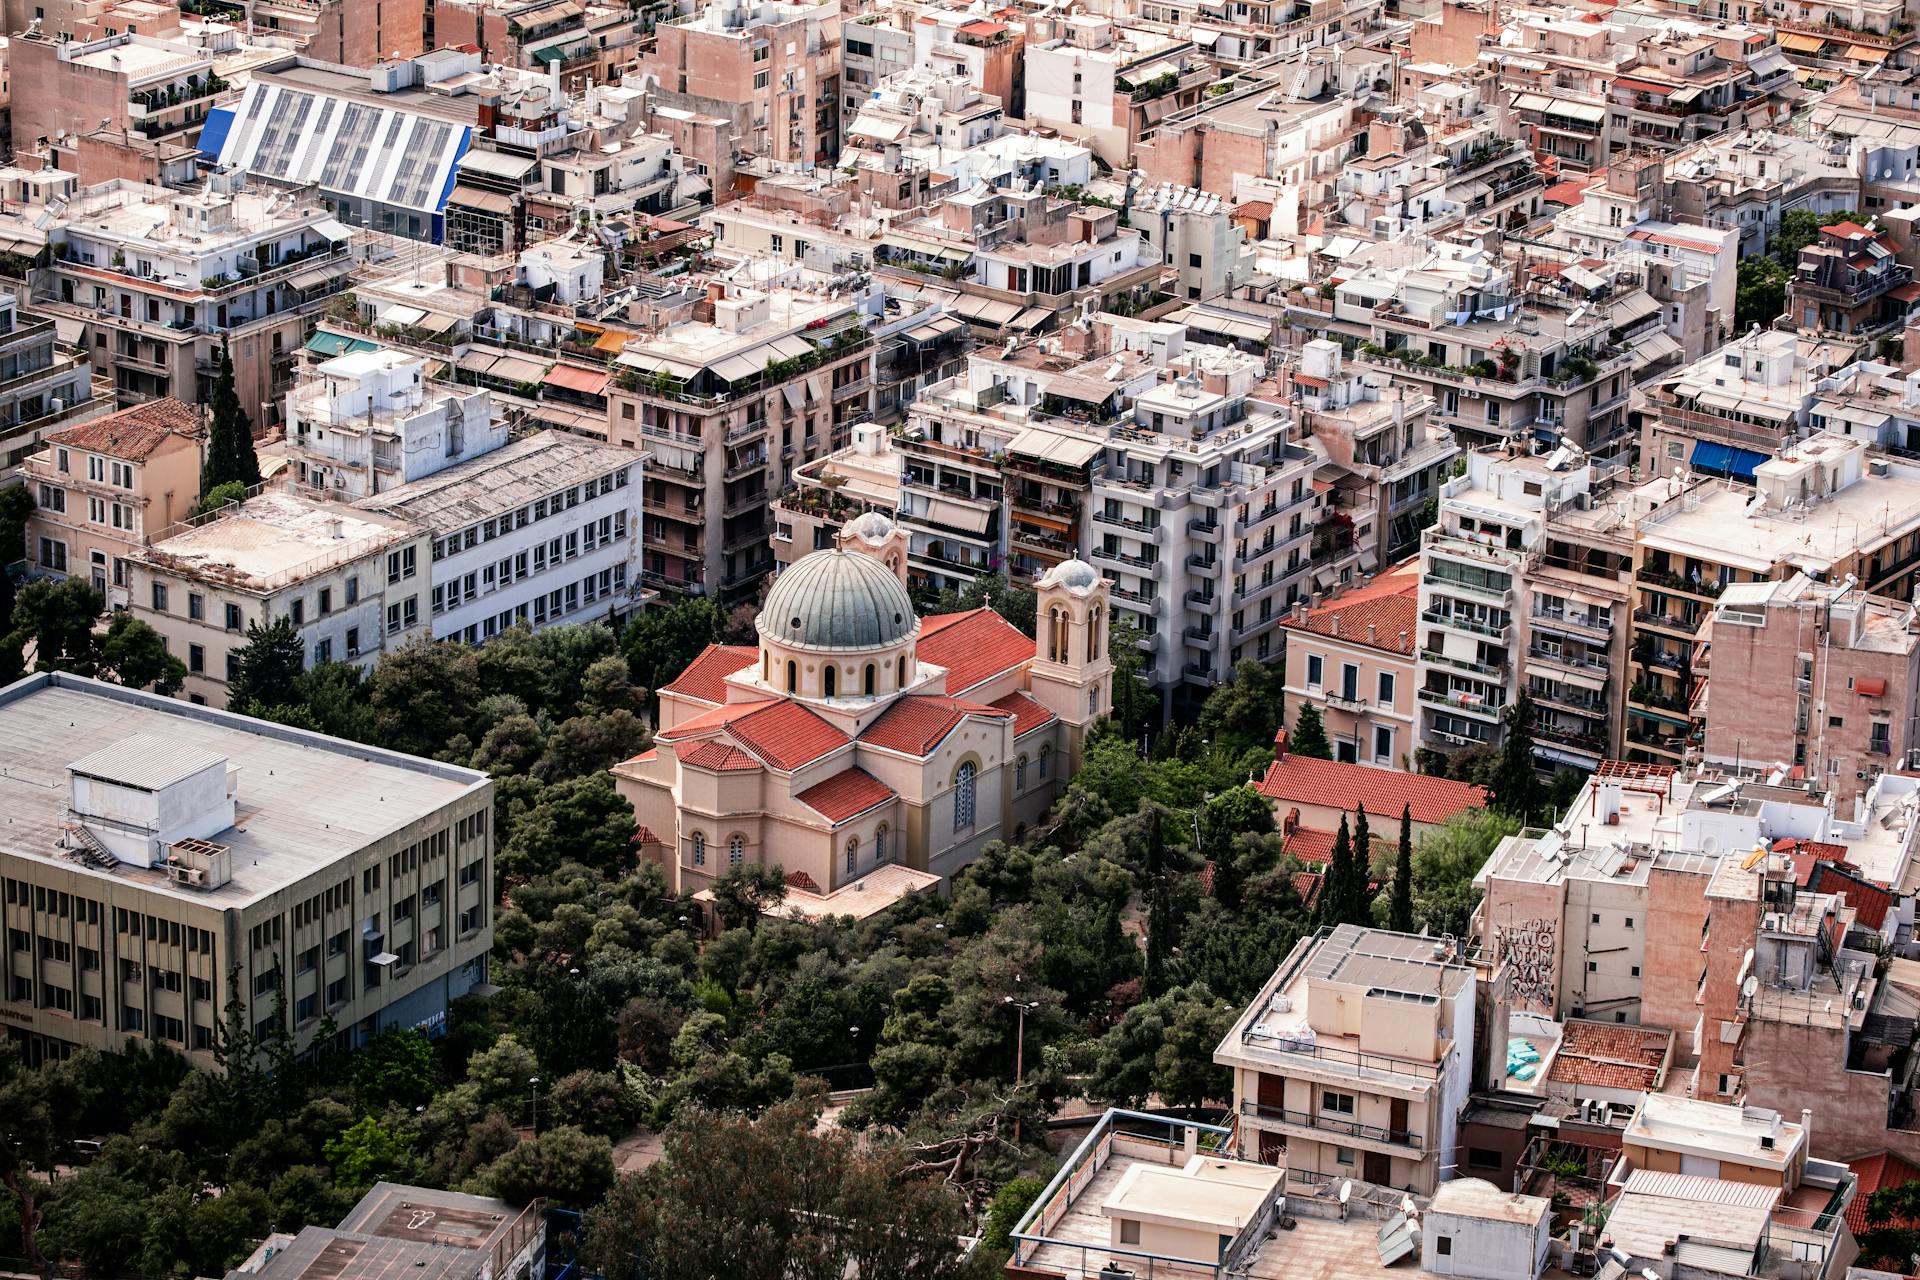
[285, 350, 500, 501]
[354, 433, 643, 644]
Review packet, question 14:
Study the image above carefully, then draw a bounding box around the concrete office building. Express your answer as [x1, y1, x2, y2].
[0, 674, 493, 1067]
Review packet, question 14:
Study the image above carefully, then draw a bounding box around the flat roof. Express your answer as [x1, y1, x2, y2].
[136, 491, 417, 594]
[0, 675, 487, 909]
[70, 733, 226, 791]
[1625, 1095, 1804, 1168]
[353, 433, 638, 528]
[336, 1183, 524, 1249]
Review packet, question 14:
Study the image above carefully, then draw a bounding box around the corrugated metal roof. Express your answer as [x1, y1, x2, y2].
[1621, 1170, 1782, 1208]
[69, 734, 227, 792]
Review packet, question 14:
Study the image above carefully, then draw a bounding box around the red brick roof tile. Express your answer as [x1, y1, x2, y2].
[46, 398, 200, 461]
[726, 700, 851, 771]
[1291, 870, 1323, 912]
[1808, 862, 1893, 930]
[1284, 827, 1338, 866]
[1545, 1021, 1671, 1092]
[861, 694, 1010, 756]
[989, 690, 1056, 738]
[787, 869, 824, 894]
[1256, 753, 1487, 826]
[917, 608, 1034, 693]
[680, 741, 761, 772]
[659, 644, 757, 704]
[1848, 1151, 1920, 1237]
[1280, 563, 1420, 655]
[795, 768, 897, 823]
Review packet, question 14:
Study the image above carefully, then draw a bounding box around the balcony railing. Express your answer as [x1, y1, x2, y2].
[1238, 1101, 1425, 1152]
[1419, 687, 1505, 715]
[1420, 608, 1508, 640]
[1420, 649, 1505, 680]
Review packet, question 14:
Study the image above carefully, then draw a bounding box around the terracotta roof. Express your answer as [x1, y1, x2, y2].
[1291, 870, 1323, 913]
[726, 700, 851, 771]
[917, 608, 1034, 693]
[1235, 199, 1274, 220]
[680, 741, 761, 772]
[1847, 1151, 1920, 1237]
[989, 690, 1056, 738]
[1256, 753, 1487, 826]
[861, 694, 1010, 755]
[1280, 563, 1420, 655]
[1825, 219, 1874, 239]
[1542, 178, 1589, 206]
[795, 767, 897, 823]
[1284, 827, 1338, 866]
[656, 699, 768, 741]
[633, 826, 661, 844]
[45, 398, 200, 461]
[659, 644, 758, 704]
[786, 869, 824, 894]
[1807, 862, 1893, 929]
[1546, 1021, 1670, 1092]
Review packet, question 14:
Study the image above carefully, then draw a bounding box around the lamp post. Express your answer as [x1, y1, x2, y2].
[1004, 994, 1039, 1143]
[528, 1076, 540, 1135]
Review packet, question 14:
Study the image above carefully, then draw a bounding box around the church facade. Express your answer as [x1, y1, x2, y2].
[610, 515, 1113, 918]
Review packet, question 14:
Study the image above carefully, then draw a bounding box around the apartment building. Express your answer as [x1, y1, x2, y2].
[284, 350, 500, 502]
[0, 290, 104, 475]
[431, 0, 641, 84]
[770, 422, 903, 574]
[635, 0, 842, 179]
[1628, 435, 1920, 764]
[1636, 328, 1814, 481]
[1214, 925, 1476, 1193]
[20, 399, 200, 610]
[23, 175, 353, 422]
[129, 492, 429, 705]
[232, 0, 425, 69]
[356, 433, 642, 644]
[1023, 17, 1213, 169]
[1125, 181, 1257, 306]
[1702, 576, 1920, 805]
[10, 32, 222, 158]
[1293, 339, 1457, 583]
[607, 279, 879, 603]
[1280, 565, 1420, 769]
[0, 672, 492, 1067]
[1786, 219, 1917, 341]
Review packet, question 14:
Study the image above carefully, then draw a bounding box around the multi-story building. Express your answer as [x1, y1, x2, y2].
[608, 279, 879, 602]
[635, 0, 843, 181]
[23, 175, 353, 423]
[284, 350, 500, 502]
[1280, 565, 1420, 769]
[0, 290, 104, 475]
[10, 32, 222, 158]
[1636, 328, 1814, 481]
[1702, 576, 1920, 806]
[356, 433, 642, 644]
[1023, 17, 1214, 169]
[129, 491, 429, 705]
[1213, 924, 1476, 1193]
[19, 399, 200, 610]
[1786, 219, 1916, 342]
[0, 671, 492, 1066]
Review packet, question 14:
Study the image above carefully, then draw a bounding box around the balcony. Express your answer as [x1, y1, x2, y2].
[1534, 723, 1607, 755]
[1188, 518, 1222, 539]
[1636, 564, 1726, 599]
[1184, 625, 1217, 646]
[1426, 574, 1511, 604]
[1419, 687, 1504, 718]
[1187, 554, 1223, 576]
[1420, 649, 1505, 680]
[1420, 608, 1509, 641]
[1239, 1101, 1425, 1152]
[722, 454, 768, 481]
[1527, 645, 1609, 674]
[1632, 607, 1702, 635]
[723, 417, 768, 445]
[1095, 509, 1158, 534]
[1792, 262, 1912, 307]
[1094, 546, 1159, 572]
[1530, 608, 1611, 642]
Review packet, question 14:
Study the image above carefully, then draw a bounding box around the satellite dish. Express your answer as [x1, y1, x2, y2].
[1402, 1196, 1418, 1215]
[1340, 1181, 1353, 1204]
[1742, 976, 1759, 999]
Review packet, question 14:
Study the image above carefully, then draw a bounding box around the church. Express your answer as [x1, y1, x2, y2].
[611, 514, 1112, 919]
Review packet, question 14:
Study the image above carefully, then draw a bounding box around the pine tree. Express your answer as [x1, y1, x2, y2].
[1290, 702, 1333, 759]
[1347, 805, 1373, 924]
[203, 336, 261, 496]
[1490, 691, 1543, 824]
[1389, 804, 1415, 933]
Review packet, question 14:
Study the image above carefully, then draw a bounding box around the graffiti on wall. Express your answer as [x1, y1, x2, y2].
[1495, 916, 1558, 1010]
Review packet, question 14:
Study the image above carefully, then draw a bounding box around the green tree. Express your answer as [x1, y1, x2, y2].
[9, 577, 103, 675]
[620, 598, 725, 700]
[497, 772, 637, 881]
[1345, 806, 1373, 924]
[349, 1029, 437, 1110]
[228, 614, 307, 712]
[981, 1176, 1046, 1254]
[1196, 659, 1286, 757]
[0, 483, 31, 641]
[710, 862, 789, 933]
[324, 1116, 413, 1191]
[1288, 701, 1333, 759]
[1412, 808, 1521, 937]
[196, 479, 248, 515]
[99, 612, 186, 694]
[1489, 691, 1543, 823]
[1388, 804, 1415, 932]
[1735, 256, 1788, 333]
[479, 1125, 615, 1207]
[203, 336, 261, 494]
[1857, 1178, 1920, 1271]
[1319, 814, 1356, 926]
[1106, 611, 1151, 738]
[1776, 208, 1856, 266]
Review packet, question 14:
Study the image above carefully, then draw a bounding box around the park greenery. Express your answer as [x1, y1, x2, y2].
[0, 595, 1514, 1277]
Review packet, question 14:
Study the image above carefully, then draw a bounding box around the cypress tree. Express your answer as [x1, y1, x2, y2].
[1319, 814, 1354, 927]
[1348, 805, 1373, 924]
[1389, 803, 1415, 933]
[203, 336, 261, 495]
[1290, 702, 1333, 759]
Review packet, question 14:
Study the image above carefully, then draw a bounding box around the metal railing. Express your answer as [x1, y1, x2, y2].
[1238, 1101, 1425, 1151]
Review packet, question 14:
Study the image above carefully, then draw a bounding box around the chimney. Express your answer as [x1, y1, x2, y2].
[1367, 623, 1377, 643]
[1292, 600, 1308, 622]
[1801, 1108, 1812, 1149]
[1398, 629, 1408, 648]
[1331, 613, 1341, 637]
[1274, 728, 1290, 757]
[707, 281, 726, 304]
[1285, 806, 1301, 837]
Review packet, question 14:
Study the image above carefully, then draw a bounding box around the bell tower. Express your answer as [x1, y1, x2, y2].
[1028, 560, 1113, 770]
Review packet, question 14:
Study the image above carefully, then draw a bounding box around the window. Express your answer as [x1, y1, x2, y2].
[846, 837, 858, 875]
[1377, 671, 1395, 706]
[151, 582, 168, 611]
[225, 602, 243, 631]
[1335, 1147, 1354, 1166]
[327, 975, 350, 1008]
[1373, 725, 1392, 762]
[188, 592, 204, 621]
[386, 547, 417, 583]
[953, 761, 977, 831]
[314, 638, 331, 664]
[729, 834, 744, 867]
[1038, 745, 1051, 780]
[1306, 653, 1324, 688]
[875, 824, 888, 864]
[1631, 965, 1642, 977]
[1119, 1219, 1141, 1246]
[691, 832, 706, 866]
[1321, 1090, 1355, 1115]
[1468, 1147, 1503, 1171]
[1436, 1237, 1453, 1257]
[1015, 755, 1028, 792]
[37, 538, 65, 572]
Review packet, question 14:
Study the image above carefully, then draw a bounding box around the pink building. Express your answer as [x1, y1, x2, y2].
[1280, 563, 1420, 769]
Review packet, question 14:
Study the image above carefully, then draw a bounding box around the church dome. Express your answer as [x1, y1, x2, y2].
[759, 549, 917, 651]
[844, 511, 896, 544]
[1041, 558, 1102, 594]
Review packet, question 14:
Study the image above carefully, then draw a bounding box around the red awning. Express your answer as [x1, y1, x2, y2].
[1890, 282, 1920, 303]
[1857, 677, 1888, 697]
[543, 363, 609, 396]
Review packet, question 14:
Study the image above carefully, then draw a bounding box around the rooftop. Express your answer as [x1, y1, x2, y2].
[136, 491, 419, 594]
[42, 398, 200, 461]
[1624, 1095, 1805, 1169]
[1256, 749, 1488, 826]
[353, 433, 637, 527]
[0, 675, 486, 909]
[1281, 562, 1420, 656]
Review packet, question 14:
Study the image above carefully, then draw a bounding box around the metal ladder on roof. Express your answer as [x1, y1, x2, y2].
[62, 818, 118, 870]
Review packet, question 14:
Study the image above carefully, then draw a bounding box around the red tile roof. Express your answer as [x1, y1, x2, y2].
[656, 699, 768, 741]
[989, 690, 1056, 738]
[1825, 219, 1874, 239]
[1256, 753, 1487, 826]
[917, 608, 1034, 693]
[1280, 563, 1420, 655]
[861, 694, 1010, 755]
[1291, 870, 1323, 913]
[680, 741, 761, 772]
[1542, 178, 1590, 206]
[46, 398, 200, 461]
[1807, 862, 1893, 930]
[659, 644, 758, 705]
[726, 700, 851, 771]
[1847, 1151, 1920, 1237]
[787, 869, 824, 894]
[1284, 827, 1338, 866]
[795, 768, 897, 823]
[1546, 1021, 1671, 1091]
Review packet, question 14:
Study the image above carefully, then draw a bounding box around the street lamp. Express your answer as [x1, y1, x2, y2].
[1003, 996, 1040, 1143]
[528, 1076, 541, 1134]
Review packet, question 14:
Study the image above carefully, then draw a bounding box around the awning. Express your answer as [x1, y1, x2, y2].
[1009, 306, 1051, 332]
[306, 331, 381, 357]
[782, 383, 806, 412]
[851, 118, 910, 142]
[457, 351, 502, 376]
[1667, 84, 1704, 106]
[1545, 100, 1605, 124]
[617, 351, 703, 379]
[904, 314, 966, 343]
[0, 237, 37, 258]
[287, 265, 342, 292]
[313, 216, 353, 242]
[1008, 422, 1104, 467]
[1611, 292, 1661, 326]
[712, 348, 774, 383]
[1858, 677, 1888, 697]
[950, 295, 1022, 326]
[882, 232, 969, 264]
[592, 328, 633, 354]
[1632, 330, 1683, 365]
[925, 497, 991, 535]
[196, 106, 235, 160]
[1848, 43, 1890, 61]
[488, 354, 551, 385]
[768, 334, 816, 361]
[382, 304, 427, 327]
[1191, 26, 1220, 46]
[543, 363, 609, 396]
[448, 185, 514, 216]
[1561, 668, 1609, 693]
[1690, 439, 1768, 479]
[459, 149, 539, 181]
[1779, 31, 1826, 51]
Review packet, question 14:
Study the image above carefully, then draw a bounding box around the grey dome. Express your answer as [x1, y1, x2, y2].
[759, 549, 916, 650]
[844, 511, 895, 544]
[1043, 558, 1102, 593]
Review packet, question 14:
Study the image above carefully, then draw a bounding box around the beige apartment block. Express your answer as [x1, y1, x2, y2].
[128, 491, 429, 706]
[1214, 925, 1477, 1194]
[1280, 564, 1420, 769]
[20, 398, 201, 610]
[0, 673, 493, 1068]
